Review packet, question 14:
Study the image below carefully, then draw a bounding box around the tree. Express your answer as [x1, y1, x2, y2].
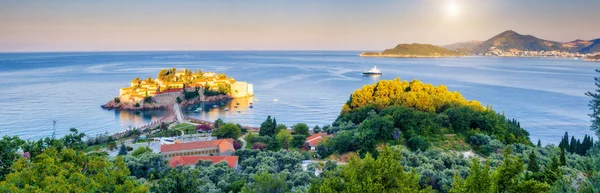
[407, 136, 430, 151]
[276, 130, 293, 150]
[131, 146, 153, 157]
[124, 151, 167, 180]
[212, 123, 241, 139]
[537, 139, 541, 147]
[267, 138, 282, 151]
[527, 150, 540, 173]
[585, 69, 600, 138]
[214, 118, 225, 129]
[313, 125, 321, 133]
[312, 146, 434, 192]
[260, 116, 276, 137]
[241, 172, 288, 193]
[275, 124, 287, 136]
[559, 148, 566, 166]
[0, 136, 24, 180]
[450, 159, 492, 193]
[493, 149, 523, 192]
[293, 123, 309, 137]
[118, 142, 128, 156]
[176, 97, 182, 104]
[0, 148, 148, 192]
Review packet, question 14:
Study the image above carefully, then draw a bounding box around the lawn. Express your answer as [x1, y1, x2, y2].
[171, 123, 198, 135]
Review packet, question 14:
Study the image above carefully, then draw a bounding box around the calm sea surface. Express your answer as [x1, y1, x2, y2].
[0, 51, 597, 144]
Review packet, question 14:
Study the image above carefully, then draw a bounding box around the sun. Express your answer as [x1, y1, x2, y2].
[445, 1, 461, 18]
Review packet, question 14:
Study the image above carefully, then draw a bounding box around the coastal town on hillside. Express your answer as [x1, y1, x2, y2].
[481, 47, 600, 59]
[117, 68, 254, 105]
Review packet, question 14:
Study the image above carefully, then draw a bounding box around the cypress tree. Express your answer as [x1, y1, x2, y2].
[560, 148, 566, 166]
[576, 139, 582, 155]
[570, 136, 577, 153]
[118, 142, 128, 156]
[537, 139, 542, 147]
[560, 132, 569, 150]
[527, 150, 540, 172]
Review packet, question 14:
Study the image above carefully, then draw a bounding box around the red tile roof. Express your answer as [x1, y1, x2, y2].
[160, 139, 235, 153]
[305, 133, 331, 147]
[169, 156, 238, 168]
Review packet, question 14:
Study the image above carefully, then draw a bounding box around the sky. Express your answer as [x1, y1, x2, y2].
[0, 0, 599, 52]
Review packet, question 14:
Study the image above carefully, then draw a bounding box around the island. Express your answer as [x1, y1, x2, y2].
[360, 43, 465, 58]
[101, 68, 254, 111]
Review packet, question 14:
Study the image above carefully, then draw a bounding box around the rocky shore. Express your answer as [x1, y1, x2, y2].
[180, 94, 232, 106]
[101, 94, 233, 111]
[101, 100, 167, 111]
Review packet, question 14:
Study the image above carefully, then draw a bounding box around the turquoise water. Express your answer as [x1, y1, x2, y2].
[0, 51, 597, 144]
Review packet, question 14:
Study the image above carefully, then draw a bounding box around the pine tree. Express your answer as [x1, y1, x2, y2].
[537, 139, 541, 147]
[585, 69, 600, 138]
[527, 150, 540, 173]
[560, 148, 566, 166]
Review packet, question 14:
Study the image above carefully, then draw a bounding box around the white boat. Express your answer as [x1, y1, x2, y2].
[363, 66, 382, 75]
[193, 108, 202, 113]
[212, 105, 218, 108]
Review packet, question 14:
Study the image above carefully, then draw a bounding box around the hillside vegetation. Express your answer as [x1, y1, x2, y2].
[361, 43, 464, 57]
[317, 78, 531, 158]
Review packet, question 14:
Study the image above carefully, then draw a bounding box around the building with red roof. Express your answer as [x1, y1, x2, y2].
[169, 156, 239, 169]
[305, 133, 332, 150]
[160, 138, 235, 159]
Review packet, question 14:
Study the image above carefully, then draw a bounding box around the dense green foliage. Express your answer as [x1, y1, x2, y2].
[320, 78, 531, 157]
[311, 146, 434, 193]
[293, 123, 310, 137]
[0, 129, 148, 192]
[212, 123, 242, 139]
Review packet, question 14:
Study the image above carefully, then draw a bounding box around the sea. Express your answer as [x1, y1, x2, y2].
[0, 51, 597, 145]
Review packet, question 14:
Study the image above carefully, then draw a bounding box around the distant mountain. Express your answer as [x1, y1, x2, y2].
[473, 30, 565, 54]
[360, 43, 464, 58]
[445, 30, 600, 54]
[578, 39, 600, 53]
[442, 40, 482, 54]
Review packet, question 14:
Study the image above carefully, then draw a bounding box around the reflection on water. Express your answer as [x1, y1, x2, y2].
[363, 74, 381, 80]
[184, 96, 255, 122]
[115, 110, 167, 128]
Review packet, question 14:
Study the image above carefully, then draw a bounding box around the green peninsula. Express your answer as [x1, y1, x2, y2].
[360, 43, 465, 58]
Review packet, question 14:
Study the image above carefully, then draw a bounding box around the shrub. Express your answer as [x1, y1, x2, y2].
[196, 124, 211, 132]
[126, 146, 134, 151]
[134, 103, 140, 107]
[233, 140, 242, 150]
[407, 136, 430, 151]
[176, 97, 182, 104]
[114, 97, 120, 103]
[251, 142, 266, 150]
[469, 133, 491, 147]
